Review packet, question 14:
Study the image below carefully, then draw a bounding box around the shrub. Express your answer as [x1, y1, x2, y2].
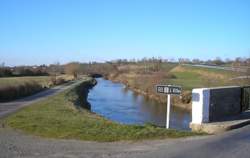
[181, 91, 192, 104]
[55, 78, 66, 85]
[50, 76, 66, 86]
[164, 73, 177, 79]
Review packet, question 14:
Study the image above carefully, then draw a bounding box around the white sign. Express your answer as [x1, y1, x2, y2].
[155, 84, 182, 129]
[156, 85, 182, 95]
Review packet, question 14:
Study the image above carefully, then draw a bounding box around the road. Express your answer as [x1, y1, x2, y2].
[229, 76, 250, 80]
[0, 81, 79, 119]
[0, 124, 249, 158]
[182, 64, 247, 72]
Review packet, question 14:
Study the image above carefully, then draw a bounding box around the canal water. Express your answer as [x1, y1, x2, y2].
[88, 78, 191, 130]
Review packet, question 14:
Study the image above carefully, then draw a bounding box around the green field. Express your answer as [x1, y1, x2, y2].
[169, 71, 204, 90]
[167, 65, 239, 90]
[3, 78, 199, 142]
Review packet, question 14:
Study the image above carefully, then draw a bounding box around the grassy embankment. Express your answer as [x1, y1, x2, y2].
[107, 63, 242, 110]
[3, 77, 199, 142]
[0, 75, 73, 102]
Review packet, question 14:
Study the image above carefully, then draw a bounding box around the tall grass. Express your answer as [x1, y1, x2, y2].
[0, 76, 51, 88]
[0, 75, 72, 102]
[0, 81, 45, 102]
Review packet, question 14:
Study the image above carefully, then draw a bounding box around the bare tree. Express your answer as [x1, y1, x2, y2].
[64, 62, 80, 79]
[212, 57, 224, 65]
[49, 62, 61, 84]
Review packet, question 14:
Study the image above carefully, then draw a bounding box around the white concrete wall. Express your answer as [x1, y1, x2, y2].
[191, 88, 210, 124]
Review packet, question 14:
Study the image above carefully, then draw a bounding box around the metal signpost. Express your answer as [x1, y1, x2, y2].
[156, 85, 182, 129]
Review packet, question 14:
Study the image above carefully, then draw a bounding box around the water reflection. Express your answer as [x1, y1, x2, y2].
[88, 78, 191, 130]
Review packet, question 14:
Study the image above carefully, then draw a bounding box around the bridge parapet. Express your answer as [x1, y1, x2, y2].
[190, 86, 250, 133]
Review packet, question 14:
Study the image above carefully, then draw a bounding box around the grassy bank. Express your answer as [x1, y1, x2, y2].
[107, 64, 242, 110]
[0, 75, 73, 102]
[3, 77, 198, 142]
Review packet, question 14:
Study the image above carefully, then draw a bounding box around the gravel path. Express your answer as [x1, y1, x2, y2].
[0, 127, 172, 158]
[1, 125, 250, 158]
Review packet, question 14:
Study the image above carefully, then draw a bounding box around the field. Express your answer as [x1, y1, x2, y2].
[0, 75, 75, 88]
[168, 65, 240, 90]
[0, 76, 52, 88]
[0, 75, 74, 102]
[3, 78, 199, 142]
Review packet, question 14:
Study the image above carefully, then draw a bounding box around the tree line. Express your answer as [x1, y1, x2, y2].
[0, 57, 249, 78]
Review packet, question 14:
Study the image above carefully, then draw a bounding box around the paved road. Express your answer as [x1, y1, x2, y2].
[229, 76, 250, 80]
[0, 81, 78, 119]
[0, 124, 249, 158]
[182, 64, 247, 72]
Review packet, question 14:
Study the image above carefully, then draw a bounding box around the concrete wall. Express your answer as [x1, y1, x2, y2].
[191, 88, 210, 124]
[191, 86, 242, 124]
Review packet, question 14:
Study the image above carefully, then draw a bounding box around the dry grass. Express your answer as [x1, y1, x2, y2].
[0, 76, 51, 88]
[0, 75, 74, 88]
[0, 82, 44, 102]
[0, 75, 74, 102]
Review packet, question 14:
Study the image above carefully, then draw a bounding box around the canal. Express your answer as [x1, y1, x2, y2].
[88, 78, 191, 130]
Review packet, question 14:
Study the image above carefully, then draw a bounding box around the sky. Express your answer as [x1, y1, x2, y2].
[0, 0, 249, 66]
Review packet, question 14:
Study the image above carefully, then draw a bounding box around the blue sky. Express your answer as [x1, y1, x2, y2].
[0, 0, 249, 66]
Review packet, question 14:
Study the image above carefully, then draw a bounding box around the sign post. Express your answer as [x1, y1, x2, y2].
[166, 94, 171, 128]
[156, 85, 182, 129]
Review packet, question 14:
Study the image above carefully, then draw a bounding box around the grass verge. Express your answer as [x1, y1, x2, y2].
[3, 77, 200, 142]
